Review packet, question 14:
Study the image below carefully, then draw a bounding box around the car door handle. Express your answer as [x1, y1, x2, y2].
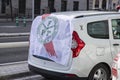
[113, 44, 119, 46]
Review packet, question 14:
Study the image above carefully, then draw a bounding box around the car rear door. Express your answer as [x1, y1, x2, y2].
[109, 17, 120, 59]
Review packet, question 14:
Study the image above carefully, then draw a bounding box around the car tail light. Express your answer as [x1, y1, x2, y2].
[112, 53, 120, 78]
[71, 31, 85, 58]
[112, 67, 118, 78]
[112, 60, 118, 79]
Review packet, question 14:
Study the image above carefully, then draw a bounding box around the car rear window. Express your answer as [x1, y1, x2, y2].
[87, 20, 109, 39]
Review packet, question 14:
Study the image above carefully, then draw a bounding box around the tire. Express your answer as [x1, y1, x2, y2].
[88, 64, 111, 80]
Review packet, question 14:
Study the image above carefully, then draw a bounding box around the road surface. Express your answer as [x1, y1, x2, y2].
[0, 47, 28, 64]
[0, 36, 29, 64]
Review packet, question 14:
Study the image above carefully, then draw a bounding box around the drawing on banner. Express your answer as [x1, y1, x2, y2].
[37, 16, 58, 57]
[30, 14, 73, 66]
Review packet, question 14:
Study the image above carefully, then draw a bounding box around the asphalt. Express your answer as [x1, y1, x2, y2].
[0, 61, 31, 80]
[0, 47, 28, 64]
[0, 20, 32, 79]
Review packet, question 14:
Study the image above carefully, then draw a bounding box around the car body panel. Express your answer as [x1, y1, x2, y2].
[28, 11, 120, 79]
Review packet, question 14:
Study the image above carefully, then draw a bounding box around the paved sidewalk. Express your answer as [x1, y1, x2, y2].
[0, 61, 29, 78]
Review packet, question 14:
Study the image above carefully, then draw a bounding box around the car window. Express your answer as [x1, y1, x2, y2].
[87, 20, 109, 39]
[111, 19, 120, 39]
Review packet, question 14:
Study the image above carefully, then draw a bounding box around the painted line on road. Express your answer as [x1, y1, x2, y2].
[0, 61, 27, 66]
[0, 41, 29, 48]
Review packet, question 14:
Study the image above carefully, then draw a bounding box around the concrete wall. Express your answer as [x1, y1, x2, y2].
[2, 0, 119, 15]
[54, 0, 61, 12]
[12, 0, 18, 9]
[55, 0, 87, 11]
[41, 0, 48, 10]
[89, 0, 93, 9]
[12, 0, 18, 15]
[112, 0, 118, 9]
[79, 0, 87, 10]
[26, 0, 32, 16]
[0, 0, 87, 15]
[92, 0, 119, 10]
[0, 0, 99, 19]
[40, 0, 87, 13]
[0, 1, 1, 13]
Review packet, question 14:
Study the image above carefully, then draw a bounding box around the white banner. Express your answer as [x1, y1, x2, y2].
[29, 14, 73, 66]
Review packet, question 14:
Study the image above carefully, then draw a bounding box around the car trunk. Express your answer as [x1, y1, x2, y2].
[29, 14, 74, 71]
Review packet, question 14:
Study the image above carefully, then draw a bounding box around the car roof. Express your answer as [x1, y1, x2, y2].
[52, 11, 120, 18]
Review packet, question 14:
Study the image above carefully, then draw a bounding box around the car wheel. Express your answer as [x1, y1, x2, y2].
[88, 64, 111, 80]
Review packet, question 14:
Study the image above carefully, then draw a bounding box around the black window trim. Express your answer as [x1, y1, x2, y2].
[87, 20, 109, 39]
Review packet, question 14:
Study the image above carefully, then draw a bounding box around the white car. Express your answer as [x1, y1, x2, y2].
[112, 53, 120, 80]
[28, 11, 120, 80]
